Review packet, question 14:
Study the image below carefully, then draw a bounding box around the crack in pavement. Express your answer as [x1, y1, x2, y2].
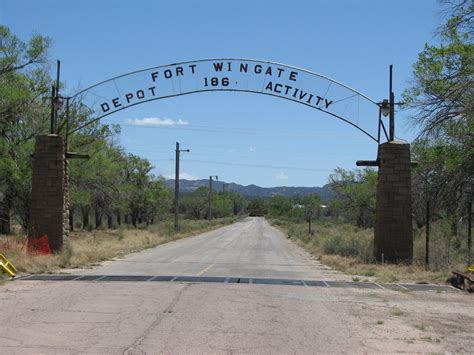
[122, 283, 191, 354]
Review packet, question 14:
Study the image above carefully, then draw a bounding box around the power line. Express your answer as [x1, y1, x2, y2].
[151, 158, 332, 172]
[126, 148, 361, 160]
[119, 123, 371, 141]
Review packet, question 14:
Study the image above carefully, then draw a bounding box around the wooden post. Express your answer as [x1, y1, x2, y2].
[426, 201, 430, 269]
[468, 201, 472, 266]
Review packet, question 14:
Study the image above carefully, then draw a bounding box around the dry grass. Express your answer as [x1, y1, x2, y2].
[0, 217, 240, 277]
[319, 254, 449, 283]
[271, 219, 461, 283]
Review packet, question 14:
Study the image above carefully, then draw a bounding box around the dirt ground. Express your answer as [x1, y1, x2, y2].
[0, 280, 473, 354]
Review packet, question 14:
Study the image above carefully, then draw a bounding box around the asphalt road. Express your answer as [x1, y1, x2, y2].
[71, 216, 341, 280]
[1, 217, 473, 354]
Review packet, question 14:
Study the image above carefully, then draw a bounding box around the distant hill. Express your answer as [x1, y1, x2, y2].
[164, 179, 336, 201]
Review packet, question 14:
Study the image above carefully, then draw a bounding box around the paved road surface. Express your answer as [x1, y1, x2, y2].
[70, 217, 341, 279]
[1, 217, 473, 354]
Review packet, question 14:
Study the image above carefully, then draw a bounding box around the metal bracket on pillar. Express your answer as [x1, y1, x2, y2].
[357, 159, 417, 168]
[66, 152, 90, 160]
[356, 159, 379, 167]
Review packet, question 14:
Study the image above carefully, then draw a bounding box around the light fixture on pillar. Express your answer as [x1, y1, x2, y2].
[380, 99, 390, 117]
[50, 94, 64, 135]
[53, 96, 64, 111]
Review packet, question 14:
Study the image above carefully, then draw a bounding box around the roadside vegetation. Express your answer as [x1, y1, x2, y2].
[2, 217, 240, 275]
[271, 219, 466, 283]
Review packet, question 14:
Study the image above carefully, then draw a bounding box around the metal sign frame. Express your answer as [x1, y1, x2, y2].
[63, 58, 389, 143]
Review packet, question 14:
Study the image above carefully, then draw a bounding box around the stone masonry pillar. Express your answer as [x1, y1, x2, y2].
[28, 135, 69, 252]
[374, 141, 413, 262]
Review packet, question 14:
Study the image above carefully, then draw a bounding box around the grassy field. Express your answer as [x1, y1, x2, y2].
[0, 217, 241, 277]
[271, 219, 467, 283]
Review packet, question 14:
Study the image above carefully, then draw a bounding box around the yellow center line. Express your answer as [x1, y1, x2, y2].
[196, 264, 214, 276]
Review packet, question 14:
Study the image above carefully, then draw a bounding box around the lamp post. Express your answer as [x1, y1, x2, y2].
[50, 60, 64, 134]
[379, 67, 395, 141]
[378, 65, 404, 143]
[174, 142, 190, 232]
[208, 175, 218, 220]
[389, 64, 395, 141]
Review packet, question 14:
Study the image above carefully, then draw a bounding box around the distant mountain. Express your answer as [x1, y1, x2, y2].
[164, 179, 336, 201]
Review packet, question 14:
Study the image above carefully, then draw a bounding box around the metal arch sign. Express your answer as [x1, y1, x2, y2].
[70, 58, 380, 141]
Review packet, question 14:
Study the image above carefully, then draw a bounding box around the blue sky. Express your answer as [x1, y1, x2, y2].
[2, 0, 442, 187]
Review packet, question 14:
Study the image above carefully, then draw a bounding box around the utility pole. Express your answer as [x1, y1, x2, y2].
[174, 142, 190, 232]
[222, 183, 228, 217]
[208, 175, 218, 220]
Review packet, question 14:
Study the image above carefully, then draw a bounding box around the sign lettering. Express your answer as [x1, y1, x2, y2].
[97, 60, 334, 115]
[72, 58, 378, 141]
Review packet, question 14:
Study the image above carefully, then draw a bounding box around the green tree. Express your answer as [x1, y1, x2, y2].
[0, 26, 51, 233]
[328, 168, 377, 228]
[230, 191, 246, 216]
[403, 0, 473, 137]
[247, 197, 267, 217]
[68, 125, 122, 229]
[182, 187, 209, 219]
[403, 0, 473, 231]
[268, 195, 292, 218]
[0, 26, 50, 76]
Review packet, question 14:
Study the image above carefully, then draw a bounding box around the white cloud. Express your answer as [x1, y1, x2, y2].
[127, 117, 189, 126]
[275, 171, 289, 180]
[163, 172, 199, 180]
[248, 146, 256, 152]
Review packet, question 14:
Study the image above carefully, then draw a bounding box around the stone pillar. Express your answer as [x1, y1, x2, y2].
[28, 135, 69, 252]
[374, 141, 413, 262]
